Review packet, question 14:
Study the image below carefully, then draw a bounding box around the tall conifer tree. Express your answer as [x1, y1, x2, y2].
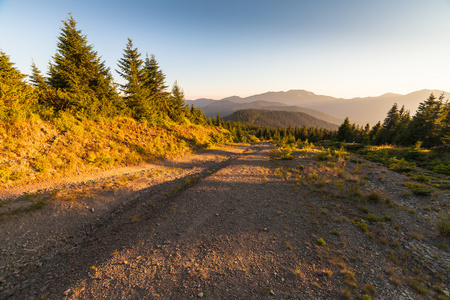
[408, 93, 448, 147]
[47, 15, 120, 117]
[0, 51, 37, 114]
[116, 38, 154, 119]
[168, 80, 186, 122]
[144, 54, 168, 114]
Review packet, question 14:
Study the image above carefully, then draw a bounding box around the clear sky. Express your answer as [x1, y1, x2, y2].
[1, 0, 449, 100]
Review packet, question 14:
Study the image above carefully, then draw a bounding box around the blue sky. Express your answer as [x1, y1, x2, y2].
[1, 0, 449, 99]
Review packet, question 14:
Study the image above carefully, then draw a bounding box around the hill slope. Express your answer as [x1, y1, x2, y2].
[224, 109, 339, 130]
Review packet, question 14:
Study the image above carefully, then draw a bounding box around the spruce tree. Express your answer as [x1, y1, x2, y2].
[29, 61, 47, 89]
[337, 117, 353, 142]
[408, 93, 448, 147]
[144, 54, 168, 114]
[117, 38, 147, 99]
[116, 38, 157, 122]
[47, 15, 120, 117]
[29, 61, 59, 110]
[168, 80, 186, 122]
[379, 103, 400, 144]
[369, 121, 382, 144]
[0, 51, 37, 115]
[144, 54, 167, 94]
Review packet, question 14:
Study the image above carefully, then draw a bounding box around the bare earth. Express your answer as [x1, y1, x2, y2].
[0, 143, 449, 299]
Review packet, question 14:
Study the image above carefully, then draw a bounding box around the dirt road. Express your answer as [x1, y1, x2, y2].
[0, 143, 449, 299]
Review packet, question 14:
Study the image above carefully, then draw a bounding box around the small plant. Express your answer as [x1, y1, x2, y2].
[410, 232, 424, 240]
[317, 238, 327, 246]
[415, 174, 431, 183]
[352, 220, 369, 232]
[27, 200, 47, 212]
[330, 230, 341, 236]
[342, 287, 352, 300]
[407, 277, 429, 295]
[131, 214, 142, 222]
[437, 215, 450, 238]
[363, 283, 376, 295]
[316, 150, 333, 161]
[366, 213, 379, 223]
[363, 295, 372, 300]
[389, 158, 416, 172]
[412, 187, 432, 196]
[270, 146, 293, 160]
[285, 241, 293, 250]
[292, 267, 304, 277]
[367, 191, 382, 203]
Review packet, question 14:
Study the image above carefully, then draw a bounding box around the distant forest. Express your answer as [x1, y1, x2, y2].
[336, 93, 450, 148]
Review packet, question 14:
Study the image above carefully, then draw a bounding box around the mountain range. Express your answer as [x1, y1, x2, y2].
[187, 89, 448, 126]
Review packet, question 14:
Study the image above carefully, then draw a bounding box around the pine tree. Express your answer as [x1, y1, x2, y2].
[392, 106, 411, 145]
[168, 80, 186, 122]
[29, 61, 47, 89]
[379, 103, 399, 144]
[116, 38, 157, 122]
[144, 54, 168, 115]
[0, 51, 37, 116]
[144, 54, 167, 94]
[47, 15, 120, 117]
[117, 39, 147, 101]
[29, 61, 60, 110]
[408, 93, 448, 147]
[369, 121, 382, 144]
[337, 117, 353, 142]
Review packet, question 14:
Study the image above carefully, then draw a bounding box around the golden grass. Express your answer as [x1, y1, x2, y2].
[0, 116, 227, 188]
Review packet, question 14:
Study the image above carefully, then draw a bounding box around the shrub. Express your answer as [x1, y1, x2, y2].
[437, 216, 450, 238]
[366, 213, 379, 223]
[271, 146, 293, 160]
[367, 191, 382, 203]
[317, 238, 327, 246]
[434, 164, 450, 175]
[316, 150, 333, 161]
[389, 158, 416, 172]
[412, 187, 432, 196]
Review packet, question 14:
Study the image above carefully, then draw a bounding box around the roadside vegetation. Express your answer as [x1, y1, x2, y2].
[267, 138, 448, 299]
[0, 15, 236, 188]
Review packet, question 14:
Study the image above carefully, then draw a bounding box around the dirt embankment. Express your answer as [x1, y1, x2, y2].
[0, 143, 449, 299]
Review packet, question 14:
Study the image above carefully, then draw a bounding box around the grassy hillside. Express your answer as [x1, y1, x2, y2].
[0, 115, 229, 188]
[224, 109, 339, 130]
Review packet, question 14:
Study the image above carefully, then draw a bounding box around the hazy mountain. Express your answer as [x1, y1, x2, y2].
[302, 89, 447, 124]
[188, 89, 448, 125]
[224, 109, 339, 130]
[194, 99, 342, 125]
[185, 98, 216, 108]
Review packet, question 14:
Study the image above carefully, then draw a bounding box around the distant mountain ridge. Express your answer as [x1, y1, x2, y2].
[187, 89, 448, 125]
[224, 109, 339, 130]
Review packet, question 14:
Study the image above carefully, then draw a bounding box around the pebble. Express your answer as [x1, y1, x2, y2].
[91, 208, 95, 213]
[198, 292, 204, 298]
